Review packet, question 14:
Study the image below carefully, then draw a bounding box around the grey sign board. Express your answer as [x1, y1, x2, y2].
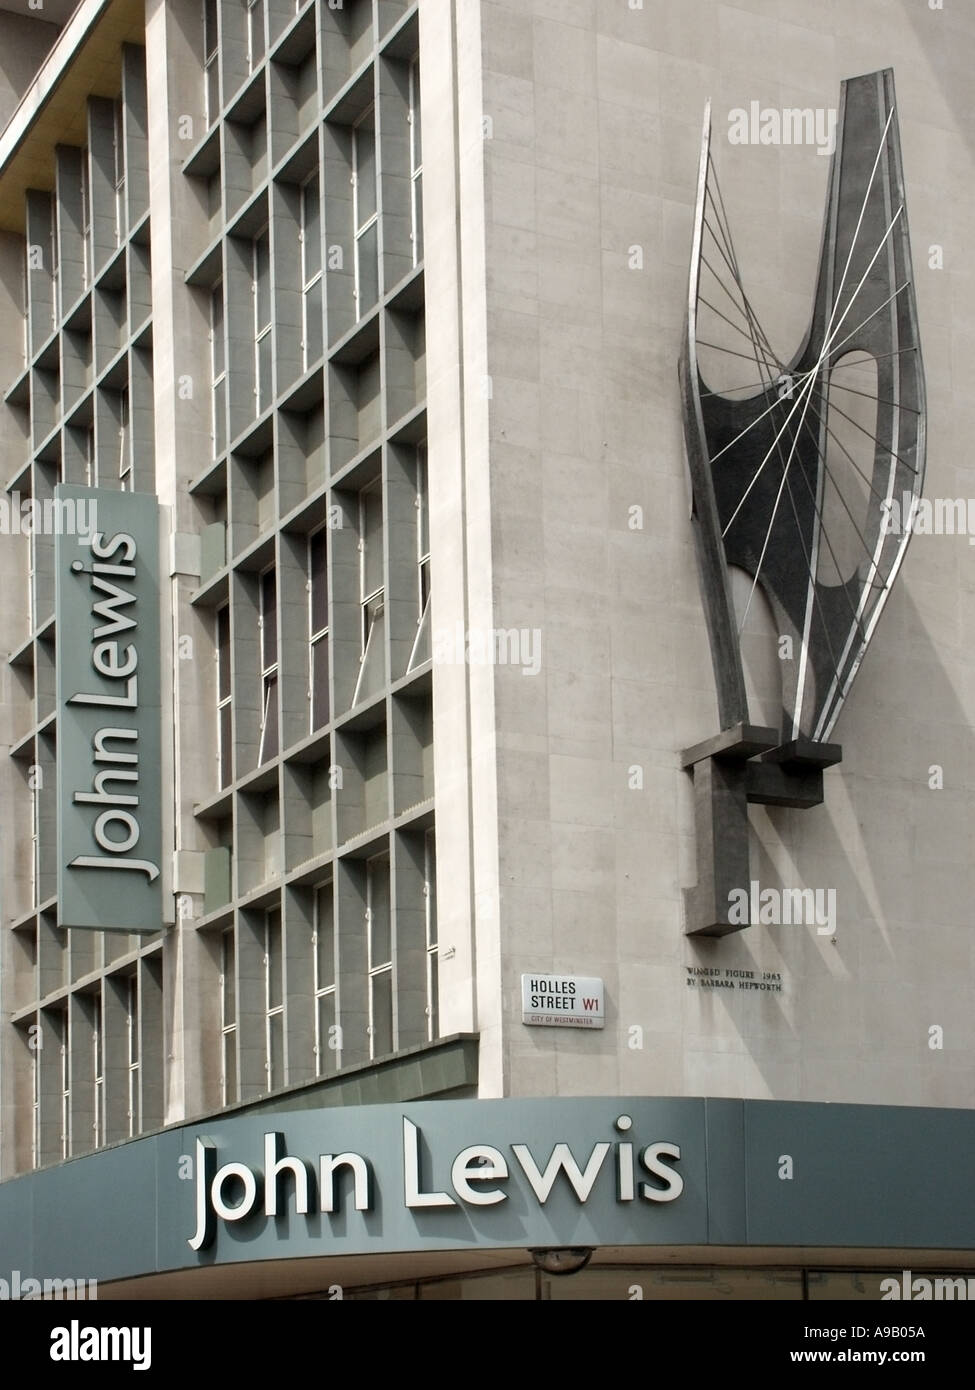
[1, 1096, 974, 1288]
[55, 484, 162, 932]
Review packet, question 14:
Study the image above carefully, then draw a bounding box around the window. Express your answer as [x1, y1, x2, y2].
[126, 975, 140, 1138]
[92, 989, 104, 1149]
[50, 200, 59, 331]
[366, 853, 392, 1059]
[253, 227, 272, 414]
[113, 99, 125, 247]
[220, 928, 237, 1105]
[84, 423, 95, 488]
[409, 445, 431, 672]
[264, 907, 283, 1089]
[352, 109, 378, 318]
[352, 479, 385, 704]
[204, 0, 219, 127]
[81, 158, 92, 288]
[27, 527, 35, 633]
[210, 279, 226, 458]
[247, 0, 264, 71]
[31, 1030, 40, 1169]
[258, 566, 279, 763]
[30, 754, 40, 907]
[424, 829, 438, 1041]
[416, 444, 430, 618]
[57, 1006, 70, 1160]
[313, 881, 336, 1075]
[308, 527, 329, 731]
[216, 603, 232, 786]
[20, 254, 27, 359]
[118, 386, 131, 490]
[300, 171, 323, 370]
[409, 58, 423, 266]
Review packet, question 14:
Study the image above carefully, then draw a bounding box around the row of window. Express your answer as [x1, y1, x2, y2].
[20, 816, 437, 1161]
[209, 67, 421, 443]
[30, 974, 143, 1166]
[215, 445, 428, 785]
[32, 100, 128, 342]
[218, 831, 438, 1103]
[203, 0, 397, 125]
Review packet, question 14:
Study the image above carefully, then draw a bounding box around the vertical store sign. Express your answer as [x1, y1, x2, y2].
[56, 484, 162, 932]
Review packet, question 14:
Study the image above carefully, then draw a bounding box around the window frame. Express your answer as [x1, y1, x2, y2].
[118, 384, 131, 489]
[264, 907, 284, 1090]
[113, 98, 126, 247]
[92, 988, 105, 1150]
[308, 525, 329, 732]
[365, 852, 393, 1061]
[252, 225, 272, 415]
[58, 1005, 70, 1161]
[409, 57, 423, 267]
[312, 880, 337, 1076]
[50, 199, 59, 331]
[31, 1027, 40, 1169]
[126, 974, 141, 1138]
[216, 602, 233, 787]
[204, 0, 220, 128]
[352, 477, 385, 705]
[424, 828, 438, 1042]
[220, 927, 237, 1106]
[80, 156, 92, 288]
[300, 170, 323, 370]
[247, 0, 265, 73]
[257, 564, 279, 765]
[210, 278, 227, 458]
[351, 107, 378, 319]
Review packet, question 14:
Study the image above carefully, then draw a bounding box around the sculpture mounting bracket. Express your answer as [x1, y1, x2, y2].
[681, 726, 842, 937]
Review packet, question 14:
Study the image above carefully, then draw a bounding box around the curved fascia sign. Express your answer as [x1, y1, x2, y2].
[2, 1097, 975, 1285]
[188, 1109, 684, 1253]
[55, 483, 162, 932]
[175, 1098, 701, 1267]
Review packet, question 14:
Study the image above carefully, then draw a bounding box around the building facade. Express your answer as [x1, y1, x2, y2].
[0, 0, 973, 1300]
